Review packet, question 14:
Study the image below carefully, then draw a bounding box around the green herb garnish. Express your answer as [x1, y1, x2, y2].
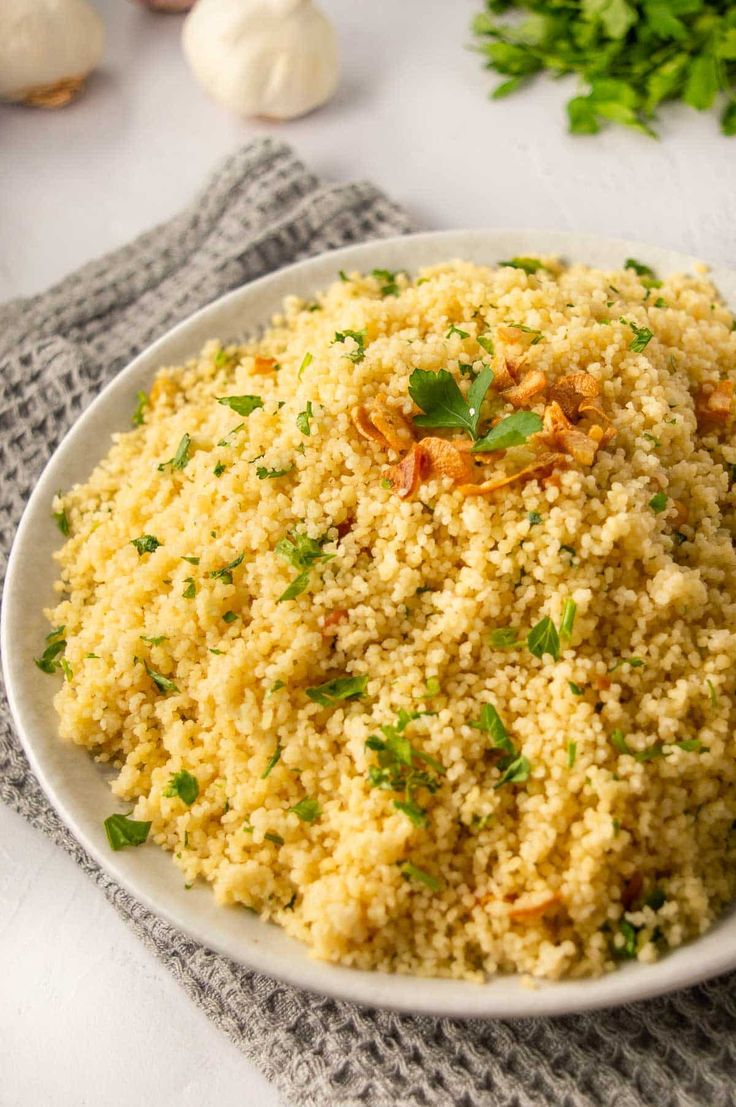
[214, 462, 226, 477]
[158, 433, 192, 472]
[306, 675, 367, 706]
[625, 320, 654, 352]
[568, 681, 584, 696]
[528, 511, 543, 525]
[265, 832, 284, 847]
[498, 257, 548, 274]
[288, 797, 321, 823]
[256, 465, 293, 480]
[618, 919, 639, 960]
[372, 268, 402, 297]
[222, 610, 238, 624]
[649, 491, 668, 513]
[567, 741, 578, 768]
[425, 677, 441, 697]
[446, 324, 470, 339]
[209, 552, 244, 585]
[132, 390, 149, 426]
[409, 366, 493, 440]
[130, 534, 161, 556]
[707, 678, 719, 706]
[366, 710, 444, 827]
[217, 395, 263, 417]
[296, 401, 314, 436]
[182, 578, 196, 599]
[527, 616, 560, 662]
[473, 410, 542, 452]
[625, 258, 657, 279]
[489, 627, 521, 649]
[164, 770, 199, 806]
[333, 329, 367, 363]
[494, 754, 532, 789]
[559, 597, 577, 643]
[261, 743, 283, 779]
[35, 626, 67, 674]
[145, 664, 179, 695]
[104, 813, 151, 851]
[400, 860, 441, 891]
[53, 507, 70, 536]
[298, 352, 313, 379]
[276, 530, 333, 603]
[470, 703, 515, 754]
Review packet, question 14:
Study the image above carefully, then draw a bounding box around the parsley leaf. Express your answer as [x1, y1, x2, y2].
[409, 366, 493, 440]
[132, 390, 149, 426]
[446, 323, 470, 339]
[372, 268, 402, 296]
[400, 860, 441, 891]
[217, 395, 263, 417]
[489, 627, 522, 649]
[498, 257, 548, 274]
[470, 703, 515, 754]
[158, 433, 192, 472]
[494, 754, 532, 789]
[288, 797, 321, 823]
[333, 329, 367, 363]
[624, 320, 654, 352]
[527, 616, 560, 661]
[624, 257, 657, 278]
[649, 491, 668, 513]
[208, 552, 244, 585]
[164, 770, 199, 805]
[261, 743, 283, 779]
[306, 675, 367, 706]
[34, 626, 67, 674]
[473, 410, 542, 452]
[130, 534, 161, 556]
[145, 664, 179, 695]
[104, 813, 151, 850]
[296, 401, 314, 436]
[277, 570, 312, 603]
[256, 465, 293, 479]
[53, 507, 70, 536]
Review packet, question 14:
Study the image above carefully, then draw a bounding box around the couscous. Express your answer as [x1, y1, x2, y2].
[41, 257, 736, 980]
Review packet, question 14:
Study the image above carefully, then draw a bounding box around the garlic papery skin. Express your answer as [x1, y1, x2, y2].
[182, 0, 340, 121]
[0, 0, 105, 108]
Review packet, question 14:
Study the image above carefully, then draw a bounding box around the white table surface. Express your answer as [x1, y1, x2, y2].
[2, 1, 735, 1102]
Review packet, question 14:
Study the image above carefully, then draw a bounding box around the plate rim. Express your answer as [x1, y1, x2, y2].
[4, 226, 736, 1019]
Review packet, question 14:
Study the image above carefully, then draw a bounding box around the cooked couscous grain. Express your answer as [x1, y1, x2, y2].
[44, 257, 736, 980]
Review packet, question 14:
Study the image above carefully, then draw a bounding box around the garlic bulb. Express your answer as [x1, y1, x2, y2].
[0, 0, 104, 108]
[182, 0, 339, 121]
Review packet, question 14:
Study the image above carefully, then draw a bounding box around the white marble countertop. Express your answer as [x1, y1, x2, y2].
[2, 1, 735, 1102]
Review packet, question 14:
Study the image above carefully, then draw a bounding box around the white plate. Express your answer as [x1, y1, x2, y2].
[4, 229, 736, 1019]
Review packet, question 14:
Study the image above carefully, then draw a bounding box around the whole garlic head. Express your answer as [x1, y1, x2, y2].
[182, 0, 339, 121]
[0, 0, 105, 108]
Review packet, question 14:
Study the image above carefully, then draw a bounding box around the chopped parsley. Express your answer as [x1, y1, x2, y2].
[333, 329, 367, 363]
[472, 410, 542, 452]
[217, 423, 244, 446]
[217, 395, 263, 417]
[617, 920, 639, 960]
[625, 320, 654, 352]
[400, 860, 441, 891]
[53, 507, 70, 536]
[214, 462, 226, 477]
[181, 555, 200, 565]
[609, 657, 645, 672]
[527, 511, 543, 526]
[494, 755, 531, 789]
[164, 770, 199, 806]
[222, 610, 238, 623]
[372, 268, 402, 297]
[276, 530, 333, 603]
[256, 465, 293, 480]
[625, 258, 657, 279]
[306, 675, 367, 706]
[649, 491, 668, 513]
[707, 679, 719, 707]
[104, 813, 151, 851]
[569, 682, 584, 696]
[527, 616, 560, 662]
[507, 322, 543, 344]
[268, 680, 285, 695]
[261, 743, 283, 779]
[409, 366, 493, 440]
[145, 663, 179, 695]
[141, 634, 167, 645]
[208, 552, 244, 585]
[446, 323, 470, 339]
[158, 433, 192, 472]
[498, 257, 548, 274]
[35, 626, 67, 674]
[132, 390, 149, 426]
[567, 741, 577, 768]
[559, 597, 577, 643]
[477, 333, 495, 355]
[296, 401, 314, 436]
[288, 797, 321, 823]
[264, 832, 284, 847]
[298, 352, 313, 379]
[182, 578, 196, 599]
[489, 627, 521, 650]
[425, 677, 441, 697]
[130, 534, 161, 556]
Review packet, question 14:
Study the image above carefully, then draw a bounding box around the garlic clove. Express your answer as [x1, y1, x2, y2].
[182, 0, 340, 121]
[0, 0, 105, 108]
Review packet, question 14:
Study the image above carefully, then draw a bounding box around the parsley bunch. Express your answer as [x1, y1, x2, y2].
[472, 0, 736, 136]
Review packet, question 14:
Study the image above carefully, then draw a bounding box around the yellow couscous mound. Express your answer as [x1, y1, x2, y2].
[46, 258, 736, 981]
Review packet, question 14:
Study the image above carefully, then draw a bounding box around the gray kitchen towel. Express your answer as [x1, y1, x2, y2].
[1, 137, 735, 1107]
